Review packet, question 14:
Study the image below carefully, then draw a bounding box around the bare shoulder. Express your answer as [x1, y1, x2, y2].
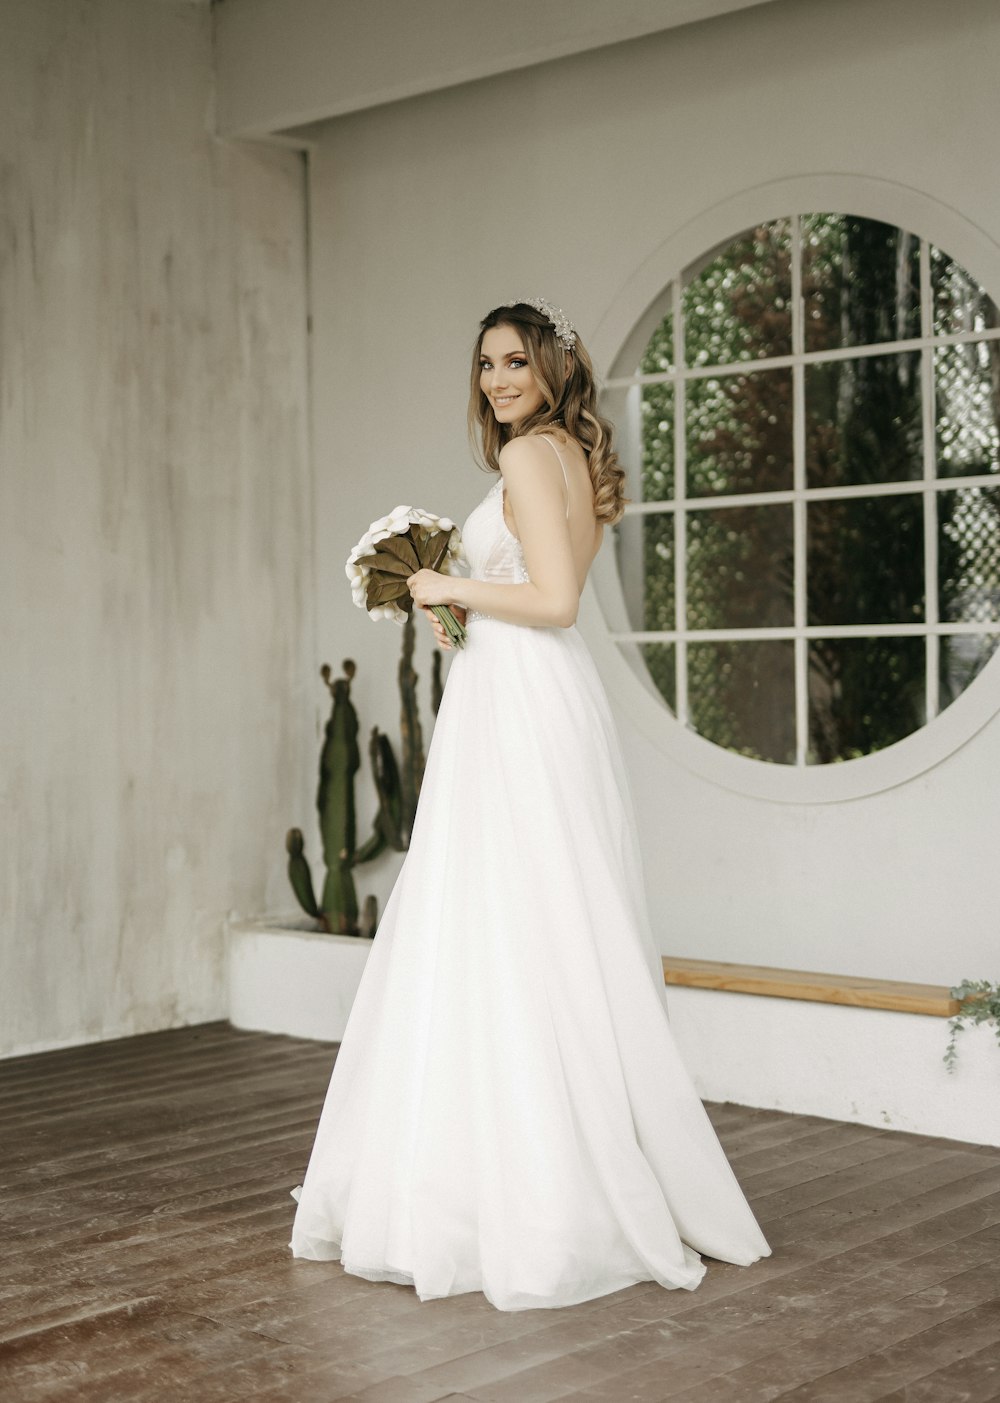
[535, 425, 586, 456]
[498, 435, 551, 466]
[500, 430, 586, 470]
[497, 435, 562, 485]
[535, 429, 591, 476]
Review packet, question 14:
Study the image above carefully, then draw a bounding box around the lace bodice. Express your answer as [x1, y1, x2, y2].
[460, 437, 571, 624]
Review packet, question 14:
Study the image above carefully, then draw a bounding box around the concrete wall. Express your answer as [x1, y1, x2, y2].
[0, 0, 314, 1056]
[214, 0, 781, 134]
[303, 0, 1000, 985]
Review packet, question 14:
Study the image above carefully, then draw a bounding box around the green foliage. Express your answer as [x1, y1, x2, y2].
[286, 614, 443, 938]
[627, 212, 1000, 763]
[943, 980, 1000, 1073]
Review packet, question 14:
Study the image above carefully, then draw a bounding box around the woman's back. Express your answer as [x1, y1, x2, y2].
[501, 429, 604, 592]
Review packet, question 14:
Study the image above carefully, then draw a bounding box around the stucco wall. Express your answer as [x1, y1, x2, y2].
[0, 0, 314, 1055]
[303, 0, 1000, 984]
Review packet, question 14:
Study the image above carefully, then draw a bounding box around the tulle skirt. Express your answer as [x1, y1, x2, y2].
[289, 614, 770, 1310]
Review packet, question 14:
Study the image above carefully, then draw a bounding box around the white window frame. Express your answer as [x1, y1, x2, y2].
[582, 177, 1000, 804]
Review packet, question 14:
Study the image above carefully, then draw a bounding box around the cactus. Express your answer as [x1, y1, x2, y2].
[355, 726, 403, 857]
[431, 648, 443, 716]
[285, 827, 321, 920]
[317, 660, 362, 933]
[286, 659, 366, 935]
[398, 601, 426, 847]
[358, 894, 378, 940]
[287, 611, 444, 936]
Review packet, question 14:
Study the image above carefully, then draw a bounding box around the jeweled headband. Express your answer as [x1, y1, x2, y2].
[503, 297, 577, 351]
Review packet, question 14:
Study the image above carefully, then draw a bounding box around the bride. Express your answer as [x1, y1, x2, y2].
[289, 298, 771, 1311]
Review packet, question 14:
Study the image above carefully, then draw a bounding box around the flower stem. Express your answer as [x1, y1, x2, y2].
[430, 604, 467, 650]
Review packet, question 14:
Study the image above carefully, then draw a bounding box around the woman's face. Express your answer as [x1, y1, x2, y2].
[479, 325, 547, 426]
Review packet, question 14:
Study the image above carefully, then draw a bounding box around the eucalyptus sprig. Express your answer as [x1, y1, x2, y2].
[943, 979, 1000, 1073]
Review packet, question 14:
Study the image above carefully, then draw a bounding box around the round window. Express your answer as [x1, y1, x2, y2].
[601, 213, 1000, 767]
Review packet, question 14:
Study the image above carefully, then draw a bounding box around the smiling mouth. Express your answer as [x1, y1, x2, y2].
[493, 395, 519, 406]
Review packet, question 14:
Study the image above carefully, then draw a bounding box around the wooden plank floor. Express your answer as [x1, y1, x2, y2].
[1, 1024, 998, 1403]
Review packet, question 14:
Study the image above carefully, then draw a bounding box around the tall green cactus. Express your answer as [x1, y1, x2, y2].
[317, 660, 361, 932]
[398, 600, 425, 848]
[286, 611, 445, 937]
[286, 659, 365, 935]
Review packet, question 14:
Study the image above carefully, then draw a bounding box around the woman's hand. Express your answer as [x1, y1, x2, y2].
[407, 567, 459, 609]
[420, 604, 467, 650]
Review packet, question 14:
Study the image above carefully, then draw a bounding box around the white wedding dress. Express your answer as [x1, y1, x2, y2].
[289, 438, 771, 1311]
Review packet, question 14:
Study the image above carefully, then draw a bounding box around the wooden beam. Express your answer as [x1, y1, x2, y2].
[662, 956, 960, 1017]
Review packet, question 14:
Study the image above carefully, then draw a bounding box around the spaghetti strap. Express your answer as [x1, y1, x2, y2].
[539, 435, 571, 519]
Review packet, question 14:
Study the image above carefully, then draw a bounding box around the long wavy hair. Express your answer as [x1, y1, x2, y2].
[467, 303, 629, 526]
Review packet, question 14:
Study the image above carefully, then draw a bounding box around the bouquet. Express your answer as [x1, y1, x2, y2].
[346, 505, 469, 650]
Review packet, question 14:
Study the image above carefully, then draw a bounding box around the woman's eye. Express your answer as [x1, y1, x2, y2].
[509, 358, 527, 368]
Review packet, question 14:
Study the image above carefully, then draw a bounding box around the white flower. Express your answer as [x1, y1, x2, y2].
[346, 505, 466, 624]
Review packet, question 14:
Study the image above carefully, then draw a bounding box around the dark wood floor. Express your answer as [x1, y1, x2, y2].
[1, 1024, 998, 1403]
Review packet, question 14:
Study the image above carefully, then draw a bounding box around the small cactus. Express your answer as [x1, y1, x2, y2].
[286, 612, 443, 936]
[285, 827, 321, 920]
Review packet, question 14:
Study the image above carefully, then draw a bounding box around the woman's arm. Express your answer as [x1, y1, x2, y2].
[409, 437, 580, 629]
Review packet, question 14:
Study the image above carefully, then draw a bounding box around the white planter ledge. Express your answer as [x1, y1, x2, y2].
[226, 918, 999, 1148]
[227, 915, 373, 1043]
[665, 986, 1000, 1149]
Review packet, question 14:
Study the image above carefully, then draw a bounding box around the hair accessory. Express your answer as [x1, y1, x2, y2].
[504, 297, 577, 351]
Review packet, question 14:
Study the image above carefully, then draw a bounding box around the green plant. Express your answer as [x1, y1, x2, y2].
[943, 980, 1000, 1073]
[285, 613, 443, 938]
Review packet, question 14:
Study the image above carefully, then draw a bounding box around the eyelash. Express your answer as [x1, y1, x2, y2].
[480, 358, 527, 372]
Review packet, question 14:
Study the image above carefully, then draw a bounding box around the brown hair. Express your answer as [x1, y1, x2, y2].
[467, 303, 630, 526]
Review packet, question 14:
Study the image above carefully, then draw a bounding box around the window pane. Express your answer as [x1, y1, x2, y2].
[802, 214, 920, 353]
[808, 637, 925, 762]
[939, 486, 1000, 624]
[805, 352, 922, 488]
[807, 496, 924, 625]
[940, 634, 1000, 712]
[686, 367, 792, 496]
[639, 309, 675, 374]
[684, 219, 791, 368]
[935, 341, 1000, 479]
[641, 381, 674, 500]
[610, 217, 1000, 770]
[614, 510, 675, 632]
[687, 505, 793, 630]
[636, 642, 676, 712]
[688, 641, 795, 763]
[931, 246, 1000, 337]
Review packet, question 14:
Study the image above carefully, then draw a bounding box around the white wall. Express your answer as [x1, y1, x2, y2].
[304, 0, 1000, 984]
[0, 0, 314, 1056]
[214, 0, 780, 135]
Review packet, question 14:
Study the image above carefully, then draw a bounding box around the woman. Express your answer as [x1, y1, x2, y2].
[289, 299, 771, 1311]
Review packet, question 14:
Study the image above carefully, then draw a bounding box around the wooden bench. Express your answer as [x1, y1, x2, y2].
[662, 957, 959, 1017]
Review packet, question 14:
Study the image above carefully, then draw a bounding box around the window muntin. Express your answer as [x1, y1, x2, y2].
[604, 214, 1000, 767]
